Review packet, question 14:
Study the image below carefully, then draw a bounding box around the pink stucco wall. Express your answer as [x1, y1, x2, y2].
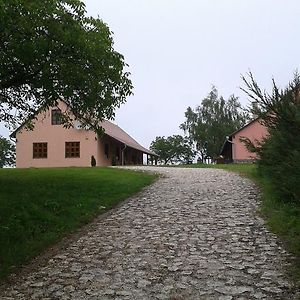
[16, 102, 98, 168]
[232, 119, 268, 161]
[15, 101, 146, 168]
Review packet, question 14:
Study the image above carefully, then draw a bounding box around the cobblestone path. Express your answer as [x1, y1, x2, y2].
[1, 167, 299, 299]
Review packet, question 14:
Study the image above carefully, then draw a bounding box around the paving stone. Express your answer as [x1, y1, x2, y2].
[137, 279, 152, 288]
[218, 296, 233, 300]
[116, 290, 132, 296]
[0, 167, 298, 299]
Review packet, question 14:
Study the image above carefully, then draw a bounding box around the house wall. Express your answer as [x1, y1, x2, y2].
[232, 119, 268, 162]
[15, 102, 98, 168]
[15, 101, 149, 168]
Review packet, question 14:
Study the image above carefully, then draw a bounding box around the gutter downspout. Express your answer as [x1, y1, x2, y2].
[121, 144, 127, 166]
[10, 136, 16, 143]
[226, 136, 235, 162]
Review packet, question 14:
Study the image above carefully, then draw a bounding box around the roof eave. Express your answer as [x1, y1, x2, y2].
[103, 133, 158, 157]
[227, 117, 261, 138]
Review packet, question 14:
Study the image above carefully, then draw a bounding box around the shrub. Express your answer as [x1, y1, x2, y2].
[258, 130, 300, 202]
[242, 72, 300, 203]
[91, 155, 96, 167]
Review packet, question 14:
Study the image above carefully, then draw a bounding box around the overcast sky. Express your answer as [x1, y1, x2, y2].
[1, 0, 299, 148]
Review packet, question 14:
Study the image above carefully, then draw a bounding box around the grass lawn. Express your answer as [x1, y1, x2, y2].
[182, 163, 300, 284]
[0, 167, 157, 280]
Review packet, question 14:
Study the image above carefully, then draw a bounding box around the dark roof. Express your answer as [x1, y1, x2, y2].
[101, 120, 157, 156]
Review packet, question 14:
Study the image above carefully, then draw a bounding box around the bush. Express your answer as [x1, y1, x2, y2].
[242, 72, 300, 203]
[91, 155, 96, 167]
[258, 130, 300, 202]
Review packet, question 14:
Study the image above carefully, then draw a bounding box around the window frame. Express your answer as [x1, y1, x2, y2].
[51, 109, 62, 125]
[65, 141, 80, 158]
[33, 142, 48, 159]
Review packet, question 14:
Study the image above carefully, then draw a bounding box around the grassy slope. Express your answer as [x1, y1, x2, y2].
[185, 163, 300, 283]
[0, 167, 157, 279]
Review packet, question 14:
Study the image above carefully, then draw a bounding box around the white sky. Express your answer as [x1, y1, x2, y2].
[1, 0, 300, 148]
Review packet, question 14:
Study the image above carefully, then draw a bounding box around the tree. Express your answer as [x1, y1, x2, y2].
[0, 136, 15, 167]
[170, 135, 195, 164]
[150, 135, 194, 165]
[180, 86, 249, 161]
[90, 155, 96, 167]
[0, 0, 133, 132]
[241, 72, 300, 203]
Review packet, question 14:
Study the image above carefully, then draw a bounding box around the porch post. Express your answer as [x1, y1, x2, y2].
[121, 144, 127, 166]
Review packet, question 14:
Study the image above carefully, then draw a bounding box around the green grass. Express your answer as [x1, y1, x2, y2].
[182, 163, 300, 284]
[0, 167, 157, 280]
[255, 176, 300, 284]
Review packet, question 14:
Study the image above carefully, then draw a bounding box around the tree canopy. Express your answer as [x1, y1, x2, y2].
[0, 0, 133, 131]
[180, 87, 249, 160]
[150, 135, 194, 165]
[0, 136, 15, 167]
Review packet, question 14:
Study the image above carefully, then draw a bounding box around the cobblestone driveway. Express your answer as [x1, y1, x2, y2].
[1, 167, 299, 299]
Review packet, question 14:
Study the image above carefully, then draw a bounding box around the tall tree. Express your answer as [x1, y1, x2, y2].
[0, 136, 15, 167]
[150, 135, 194, 165]
[0, 0, 133, 131]
[180, 87, 249, 160]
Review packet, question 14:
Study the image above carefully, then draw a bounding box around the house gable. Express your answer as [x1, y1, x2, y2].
[220, 118, 268, 162]
[13, 100, 157, 168]
[14, 101, 98, 168]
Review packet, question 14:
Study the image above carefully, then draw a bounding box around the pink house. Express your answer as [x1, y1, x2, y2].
[11, 101, 157, 168]
[220, 118, 268, 163]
